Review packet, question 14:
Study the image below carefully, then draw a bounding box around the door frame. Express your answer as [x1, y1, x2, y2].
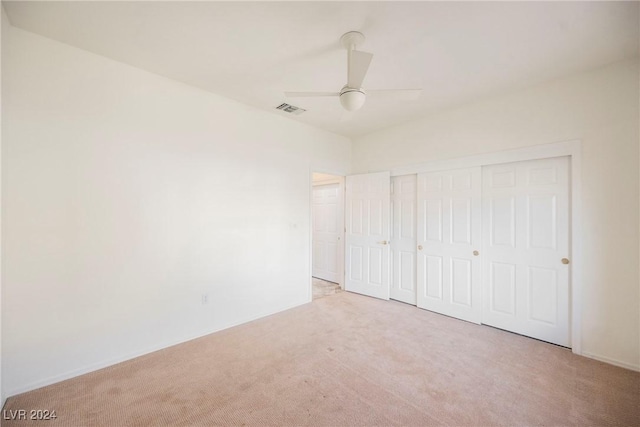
[390, 140, 583, 356]
[309, 169, 346, 302]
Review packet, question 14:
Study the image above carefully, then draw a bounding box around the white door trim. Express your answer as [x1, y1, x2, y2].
[390, 140, 583, 356]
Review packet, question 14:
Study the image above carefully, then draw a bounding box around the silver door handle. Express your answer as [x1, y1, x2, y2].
[377, 240, 388, 245]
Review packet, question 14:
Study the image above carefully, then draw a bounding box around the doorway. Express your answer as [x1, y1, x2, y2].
[311, 172, 345, 300]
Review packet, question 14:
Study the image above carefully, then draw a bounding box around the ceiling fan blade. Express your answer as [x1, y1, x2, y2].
[367, 89, 422, 100]
[348, 50, 373, 89]
[284, 91, 339, 98]
[367, 89, 423, 100]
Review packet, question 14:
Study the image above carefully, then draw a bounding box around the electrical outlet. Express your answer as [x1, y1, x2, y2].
[202, 294, 209, 305]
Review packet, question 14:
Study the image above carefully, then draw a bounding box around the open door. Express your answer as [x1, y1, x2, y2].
[345, 172, 391, 300]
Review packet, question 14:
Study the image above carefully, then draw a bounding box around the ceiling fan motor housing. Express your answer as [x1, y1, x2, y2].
[340, 87, 366, 111]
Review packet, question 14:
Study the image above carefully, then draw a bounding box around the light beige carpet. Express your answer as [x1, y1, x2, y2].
[3, 291, 639, 426]
[312, 277, 342, 299]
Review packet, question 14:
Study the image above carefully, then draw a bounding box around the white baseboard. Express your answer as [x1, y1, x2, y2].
[5, 299, 307, 398]
[582, 351, 640, 372]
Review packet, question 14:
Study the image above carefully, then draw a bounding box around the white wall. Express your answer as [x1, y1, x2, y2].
[2, 24, 350, 396]
[352, 59, 640, 370]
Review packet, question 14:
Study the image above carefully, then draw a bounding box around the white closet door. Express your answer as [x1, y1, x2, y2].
[482, 157, 570, 347]
[345, 172, 391, 300]
[416, 167, 482, 324]
[312, 183, 340, 283]
[390, 175, 417, 305]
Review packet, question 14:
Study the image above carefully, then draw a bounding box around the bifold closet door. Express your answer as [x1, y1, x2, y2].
[390, 175, 417, 305]
[345, 172, 391, 300]
[416, 168, 482, 324]
[482, 157, 570, 347]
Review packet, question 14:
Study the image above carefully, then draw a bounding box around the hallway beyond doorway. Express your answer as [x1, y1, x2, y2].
[312, 278, 342, 300]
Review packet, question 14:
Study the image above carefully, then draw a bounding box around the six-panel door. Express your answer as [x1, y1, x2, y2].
[345, 172, 391, 300]
[312, 183, 340, 283]
[481, 157, 570, 347]
[416, 167, 482, 324]
[390, 175, 417, 305]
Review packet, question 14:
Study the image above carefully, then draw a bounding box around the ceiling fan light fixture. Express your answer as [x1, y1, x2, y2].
[340, 88, 366, 112]
[284, 31, 422, 115]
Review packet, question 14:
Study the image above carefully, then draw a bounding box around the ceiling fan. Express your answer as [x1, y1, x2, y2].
[285, 31, 422, 112]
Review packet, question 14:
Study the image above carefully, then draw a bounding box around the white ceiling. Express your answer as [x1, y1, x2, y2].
[4, 1, 639, 138]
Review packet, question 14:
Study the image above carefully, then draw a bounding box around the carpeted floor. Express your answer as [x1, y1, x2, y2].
[312, 277, 342, 299]
[3, 291, 639, 426]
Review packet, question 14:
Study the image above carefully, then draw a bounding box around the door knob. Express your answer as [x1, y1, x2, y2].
[473, 250, 479, 256]
[377, 240, 388, 245]
[417, 245, 423, 250]
[561, 258, 570, 265]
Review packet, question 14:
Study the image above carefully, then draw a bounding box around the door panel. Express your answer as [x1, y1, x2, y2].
[490, 196, 516, 247]
[390, 175, 417, 305]
[369, 247, 383, 284]
[345, 172, 391, 300]
[451, 258, 472, 306]
[425, 200, 443, 241]
[528, 266, 557, 324]
[482, 156, 570, 347]
[370, 200, 384, 235]
[327, 242, 337, 272]
[399, 252, 415, 291]
[349, 246, 363, 281]
[490, 261, 516, 315]
[312, 183, 340, 283]
[451, 198, 472, 244]
[425, 255, 443, 299]
[417, 167, 482, 324]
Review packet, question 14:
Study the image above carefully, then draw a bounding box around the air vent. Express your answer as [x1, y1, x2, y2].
[276, 103, 306, 115]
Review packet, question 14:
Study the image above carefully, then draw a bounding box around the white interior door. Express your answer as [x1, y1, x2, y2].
[482, 157, 570, 347]
[416, 167, 482, 324]
[345, 172, 391, 300]
[390, 175, 417, 305]
[312, 183, 340, 283]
